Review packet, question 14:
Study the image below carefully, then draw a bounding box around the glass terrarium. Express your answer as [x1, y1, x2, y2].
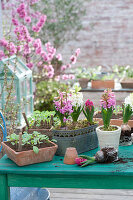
[0, 56, 33, 126]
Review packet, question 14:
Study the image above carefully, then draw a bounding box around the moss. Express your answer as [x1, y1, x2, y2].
[54, 119, 97, 130]
[100, 126, 118, 131]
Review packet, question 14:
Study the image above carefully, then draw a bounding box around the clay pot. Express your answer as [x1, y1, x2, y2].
[63, 147, 78, 165]
[120, 79, 133, 89]
[2, 141, 58, 166]
[91, 80, 114, 89]
[79, 78, 89, 88]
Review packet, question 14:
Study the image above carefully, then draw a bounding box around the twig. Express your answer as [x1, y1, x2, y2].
[22, 113, 30, 128]
[18, 132, 22, 151]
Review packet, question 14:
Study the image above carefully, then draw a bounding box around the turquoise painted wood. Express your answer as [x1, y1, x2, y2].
[0, 56, 33, 126]
[0, 146, 133, 199]
[0, 112, 7, 152]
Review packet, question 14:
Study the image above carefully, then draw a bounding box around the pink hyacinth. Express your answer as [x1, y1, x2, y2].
[85, 99, 94, 111]
[53, 91, 73, 119]
[75, 157, 87, 166]
[100, 89, 116, 109]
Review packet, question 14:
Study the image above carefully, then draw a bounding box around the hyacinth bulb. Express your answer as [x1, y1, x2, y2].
[120, 123, 132, 146]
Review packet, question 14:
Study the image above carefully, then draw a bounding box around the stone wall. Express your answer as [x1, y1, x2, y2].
[60, 0, 133, 70]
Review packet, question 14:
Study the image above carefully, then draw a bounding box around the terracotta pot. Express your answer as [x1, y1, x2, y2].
[79, 78, 89, 88]
[120, 79, 133, 88]
[63, 147, 78, 165]
[2, 141, 58, 166]
[91, 80, 114, 89]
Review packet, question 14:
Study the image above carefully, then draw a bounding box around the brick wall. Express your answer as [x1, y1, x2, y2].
[60, 0, 133, 70]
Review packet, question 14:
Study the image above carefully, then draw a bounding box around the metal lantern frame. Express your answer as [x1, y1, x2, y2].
[0, 56, 33, 126]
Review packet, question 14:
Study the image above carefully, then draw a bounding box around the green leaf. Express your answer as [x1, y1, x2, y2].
[33, 146, 39, 154]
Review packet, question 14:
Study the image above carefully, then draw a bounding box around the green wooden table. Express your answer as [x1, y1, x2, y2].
[1, 146, 133, 199]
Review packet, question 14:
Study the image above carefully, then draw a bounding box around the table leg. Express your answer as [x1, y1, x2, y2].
[0, 174, 10, 200]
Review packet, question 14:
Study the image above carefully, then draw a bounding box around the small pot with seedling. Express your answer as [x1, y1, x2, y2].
[23, 111, 56, 140]
[96, 89, 121, 153]
[2, 131, 57, 166]
[120, 94, 133, 146]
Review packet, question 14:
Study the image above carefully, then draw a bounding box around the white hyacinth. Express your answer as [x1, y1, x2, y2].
[69, 92, 83, 108]
[124, 93, 133, 111]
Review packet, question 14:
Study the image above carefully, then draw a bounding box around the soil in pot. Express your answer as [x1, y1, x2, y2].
[5, 140, 54, 152]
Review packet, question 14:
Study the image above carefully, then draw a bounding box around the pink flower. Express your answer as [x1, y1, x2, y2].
[25, 16, 31, 23]
[36, 47, 42, 55]
[85, 99, 94, 111]
[32, 25, 38, 32]
[75, 157, 87, 166]
[27, 63, 33, 69]
[12, 18, 19, 26]
[48, 71, 54, 78]
[70, 55, 77, 64]
[66, 64, 71, 68]
[0, 50, 5, 60]
[56, 54, 62, 61]
[68, 74, 75, 79]
[17, 3, 26, 19]
[41, 51, 48, 62]
[62, 74, 69, 80]
[63, 117, 67, 122]
[100, 89, 116, 109]
[0, 39, 8, 48]
[61, 65, 67, 71]
[37, 61, 43, 67]
[75, 48, 80, 57]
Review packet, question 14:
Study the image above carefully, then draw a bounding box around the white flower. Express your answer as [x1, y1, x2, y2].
[124, 93, 133, 111]
[69, 92, 83, 108]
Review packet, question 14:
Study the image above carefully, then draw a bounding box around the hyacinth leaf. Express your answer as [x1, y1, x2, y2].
[123, 104, 133, 123]
[83, 106, 94, 124]
[71, 106, 82, 122]
[102, 107, 113, 129]
[81, 159, 95, 167]
[79, 155, 95, 160]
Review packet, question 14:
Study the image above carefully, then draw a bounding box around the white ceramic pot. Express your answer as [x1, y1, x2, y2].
[96, 125, 121, 150]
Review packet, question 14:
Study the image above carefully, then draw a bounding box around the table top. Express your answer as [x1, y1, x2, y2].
[0, 146, 133, 176]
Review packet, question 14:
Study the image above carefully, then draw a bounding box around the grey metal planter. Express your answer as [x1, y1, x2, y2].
[53, 124, 98, 156]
